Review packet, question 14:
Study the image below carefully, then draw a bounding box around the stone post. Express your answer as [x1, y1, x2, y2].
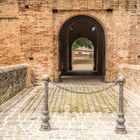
[115, 75, 127, 134]
[40, 74, 51, 131]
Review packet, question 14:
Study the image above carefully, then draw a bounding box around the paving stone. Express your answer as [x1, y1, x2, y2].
[0, 78, 140, 139]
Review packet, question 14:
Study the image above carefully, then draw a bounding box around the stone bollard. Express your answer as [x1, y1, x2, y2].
[115, 75, 127, 134]
[40, 74, 51, 131]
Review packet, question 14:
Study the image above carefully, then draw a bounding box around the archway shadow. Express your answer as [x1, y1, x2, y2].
[59, 15, 105, 80]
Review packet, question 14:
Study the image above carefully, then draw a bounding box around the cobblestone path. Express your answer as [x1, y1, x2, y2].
[18, 84, 126, 114]
[0, 76, 140, 139]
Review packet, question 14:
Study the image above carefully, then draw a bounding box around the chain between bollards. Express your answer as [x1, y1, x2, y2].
[39, 74, 127, 133]
[115, 75, 127, 134]
[40, 74, 51, 131]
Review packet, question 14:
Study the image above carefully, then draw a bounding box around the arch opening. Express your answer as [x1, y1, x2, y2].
[72, 37, 95, 72]
[59, 15, 105, 78]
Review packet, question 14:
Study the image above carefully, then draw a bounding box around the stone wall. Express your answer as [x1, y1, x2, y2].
[0, 64, 28, 105]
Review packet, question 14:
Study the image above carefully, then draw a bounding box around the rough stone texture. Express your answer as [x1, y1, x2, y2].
[0, 64, 28, 105]
[0, 0, 140, 81]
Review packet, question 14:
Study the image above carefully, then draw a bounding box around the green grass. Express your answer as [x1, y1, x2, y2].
[48, 88, 128, 114]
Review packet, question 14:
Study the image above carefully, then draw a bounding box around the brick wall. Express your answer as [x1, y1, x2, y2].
[120, 64, 140, 94]
[0, 64, 29, 105]
[0, 0, 140, 82]
[0, 0, 24, 66]
[128, 1, 140, 64]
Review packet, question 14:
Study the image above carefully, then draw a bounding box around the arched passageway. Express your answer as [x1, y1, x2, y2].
[72, 37, 94, 71]
[59, 15, 105, 78]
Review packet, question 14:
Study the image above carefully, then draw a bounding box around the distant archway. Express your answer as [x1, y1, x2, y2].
[72, 37, 94, 72]
[59, 15, 105, 78]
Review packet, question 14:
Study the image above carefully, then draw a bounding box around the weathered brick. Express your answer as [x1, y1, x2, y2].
[0, 0, 140, 82]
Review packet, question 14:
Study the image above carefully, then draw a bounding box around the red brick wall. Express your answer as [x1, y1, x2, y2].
[128, 1, 140, 64]
[0, 0, 23, 66]
[0, 0, 140, 82]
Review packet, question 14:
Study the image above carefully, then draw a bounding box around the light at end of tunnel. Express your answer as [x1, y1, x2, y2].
[91, 27, 96, 32]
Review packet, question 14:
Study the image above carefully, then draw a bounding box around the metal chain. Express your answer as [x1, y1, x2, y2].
[49, 80, 118, 95]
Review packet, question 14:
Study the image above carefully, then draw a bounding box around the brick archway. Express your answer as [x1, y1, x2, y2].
[59, 15, 105, 78]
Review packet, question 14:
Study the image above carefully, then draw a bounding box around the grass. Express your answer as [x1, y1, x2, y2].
[48, 87, 128, 113]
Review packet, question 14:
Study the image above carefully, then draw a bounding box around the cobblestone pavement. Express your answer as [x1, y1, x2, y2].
[0, 76, 140, 140]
